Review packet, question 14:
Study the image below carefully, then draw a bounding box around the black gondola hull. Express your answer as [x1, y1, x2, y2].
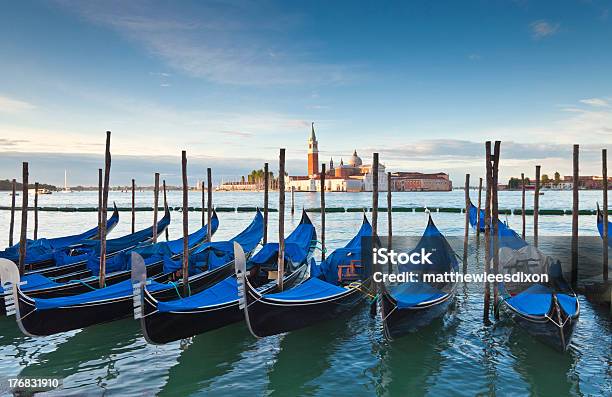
[141, 264, 307, 344]
[501, 302, 579, 352]
[14, 259, 235, 336]
[380, 290, 454, 339]
[244, 280, 369, 337]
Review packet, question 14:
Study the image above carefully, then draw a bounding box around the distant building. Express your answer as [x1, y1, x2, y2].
[287, 124, 388, 192]
[390, 172, 452, 191]
[563, 175, 612, 190]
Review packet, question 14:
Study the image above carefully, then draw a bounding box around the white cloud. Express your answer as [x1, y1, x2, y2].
[579, 98, 609, 107]
[55, 1, 356, 86]
[530, 20, 560, 39]
[0, 95, 36, 113]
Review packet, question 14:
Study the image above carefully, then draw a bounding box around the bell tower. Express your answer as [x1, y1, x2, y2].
[307, 122, 319, 176]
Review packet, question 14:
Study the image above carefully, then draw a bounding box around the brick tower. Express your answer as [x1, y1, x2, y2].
[307, 122, 319, 176]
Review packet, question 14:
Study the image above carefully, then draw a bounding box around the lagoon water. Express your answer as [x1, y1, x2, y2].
[0, 190, 610, 396]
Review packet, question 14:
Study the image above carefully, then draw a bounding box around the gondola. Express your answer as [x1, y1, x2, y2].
[237, 214, 372, 337]
[0, 212, 216, 317]
[3, 212, 262, 336]
[25, 207, 171, 279]
[380, 214, 459, 339]
[0, 204, 120, 270]
[495, 223, 580, 352]
[137, 210, 316, 344]
[596, 203, 611, 247]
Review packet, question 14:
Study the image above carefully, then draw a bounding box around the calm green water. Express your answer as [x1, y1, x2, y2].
[0, 191, 610, 396]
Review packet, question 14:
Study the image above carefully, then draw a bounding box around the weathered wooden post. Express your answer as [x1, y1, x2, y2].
[98, 131, 111, 288]
[131, 179, 136, 234]
[18, 163, 28, 275]
[34, 182, 39, 240]
[477, 177, 483, 236]
[201, 180, 206, 227]
[263, 162, 269, 245]
[372, 153, 379, 239]
[291, 186, 295, 216]
[463, 173, 470, 272]
[534, 165, 541, 247]
[492, 141, 501, 320]
[372, 154, 380, 297]
[320, 164, 326, 261]
[521, 173, 526, 240]
[163, 179, 169, 241]
[181, 151, 189, 295]
[9, 179, 16, 246]
[278, 149, 286, 290]
[207, 168, 212, 242]
[603, 149, 608, 282]
[571, 145, 579, 286]
[153, 172, 159, 243]
[483, 142, 492, 323]
[97, 168, 102, 238]
[387, 172, 392, 251]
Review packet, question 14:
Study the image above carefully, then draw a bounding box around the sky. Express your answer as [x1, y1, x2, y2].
[0, 0, 611, 186]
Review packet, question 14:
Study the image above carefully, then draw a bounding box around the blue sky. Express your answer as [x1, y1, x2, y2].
[0, 0, 611, 186]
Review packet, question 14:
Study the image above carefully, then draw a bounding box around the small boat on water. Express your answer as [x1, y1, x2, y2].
[0, 205, 120, 269]
[495, 222, 579, 352]
[237, 214, 373, 337]
[2, 212, 262, 336]
[596, 204, 611, 247]
[27, 207, 171, 278]
[379, 214, 459, 339]
[137, 210, 316, 344]
[0, 210, 207, 317]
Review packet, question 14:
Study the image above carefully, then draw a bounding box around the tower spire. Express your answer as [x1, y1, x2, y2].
[307, 122, 319, 176]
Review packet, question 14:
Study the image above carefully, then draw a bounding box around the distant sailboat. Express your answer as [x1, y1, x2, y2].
[60, 170, 72, 193]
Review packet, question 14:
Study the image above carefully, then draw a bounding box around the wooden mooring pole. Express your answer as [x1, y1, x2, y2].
[521, 173, 526, 240]
[387, 171, 392, 273]
[603, 149, 608, 282]
[291, 186, 295, 216]
[201, 180, 206, 227]
[571, 145, 579, 287]
[483, 142, 492, 323]
[18, 162, 28, 275]
[463, 174, 470, 272]
[181, 151, 189, 295]
[263, 162, 269, 245]
[387, 172, 392, 252]
[320, 164, 326, 261]
[99, 131, 111, 288]
[207, 168, 212, 242]
[9, 179, 16, 247]
[131, 179, 136, 234]
[97, 168, 102, 239]
[372, 153, 379, 240]
[534, 165, 541, 247]
[477, 177, 483, 237]
[492, 141, 501, 320]
[34, 182, 39, 240]
[163, 179, 169, 241]
[153, 172, 159, 243]
[278, 149, 286, 290]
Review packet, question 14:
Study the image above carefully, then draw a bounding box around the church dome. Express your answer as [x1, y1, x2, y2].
[348, 150, 362, 167]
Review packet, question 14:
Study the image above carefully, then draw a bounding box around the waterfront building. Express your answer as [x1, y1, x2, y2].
[390, 172, 452, 192]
